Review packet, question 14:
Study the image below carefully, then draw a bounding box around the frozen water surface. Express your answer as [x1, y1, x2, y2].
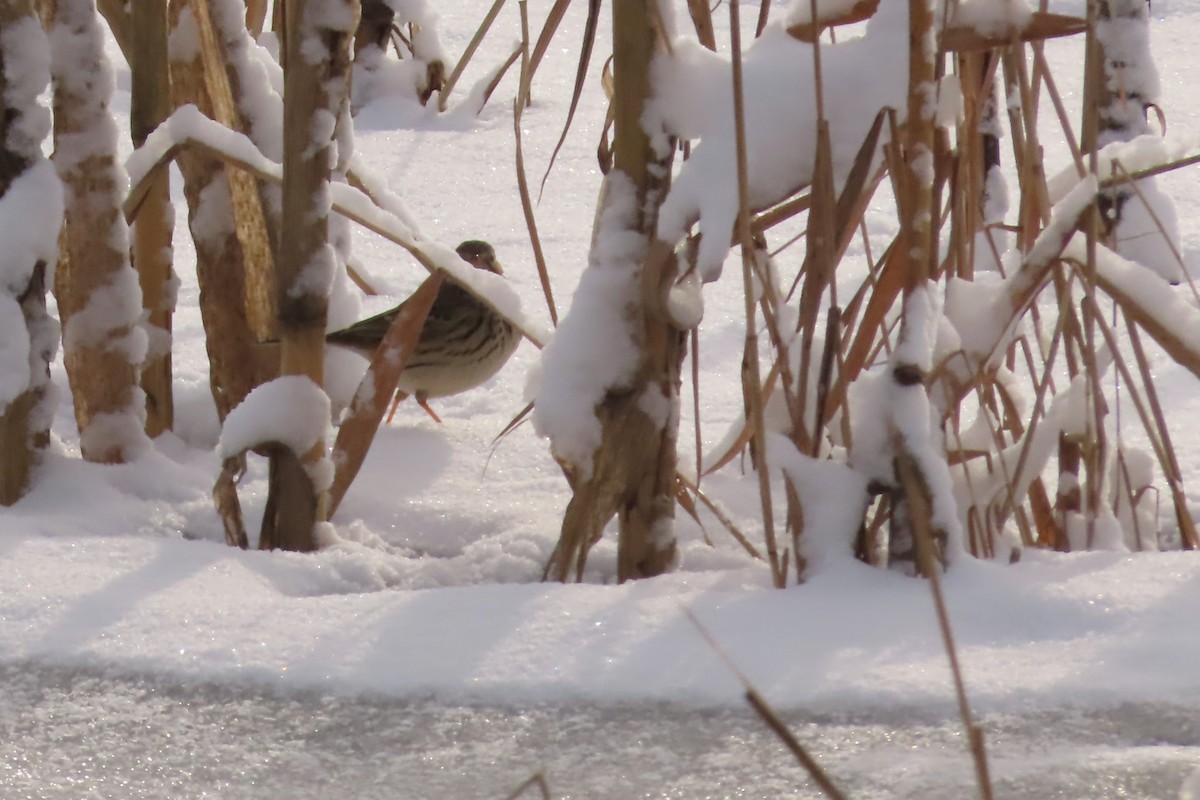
[3, 663, 1197, 800]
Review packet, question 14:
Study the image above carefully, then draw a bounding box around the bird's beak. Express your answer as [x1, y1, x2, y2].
[490, 259, 504, 276]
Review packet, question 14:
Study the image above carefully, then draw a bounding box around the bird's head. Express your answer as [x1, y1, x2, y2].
[456, 240, 503, 275]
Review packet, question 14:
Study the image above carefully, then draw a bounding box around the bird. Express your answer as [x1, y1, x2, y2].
[324, 240, 521, 424]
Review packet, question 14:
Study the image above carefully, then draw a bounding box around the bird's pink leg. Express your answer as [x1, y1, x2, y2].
[416, 394, 443, 424]
[385, 391, 409, 424]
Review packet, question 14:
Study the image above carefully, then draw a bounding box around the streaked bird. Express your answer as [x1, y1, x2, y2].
[326, 240, 520, 423]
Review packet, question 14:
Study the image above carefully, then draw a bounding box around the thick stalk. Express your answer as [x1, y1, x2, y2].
[262, 0, 355, 550]
[131, 0, 175, 437]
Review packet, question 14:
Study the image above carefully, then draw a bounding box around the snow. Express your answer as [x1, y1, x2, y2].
[952, 0, 1033, 37]
[532, 172, 643, 479]
[0, 295, 31, 409]
[766, 432, 870, 572]
[785, 0, 866, 27]
[652, 1, 910, 280]
[0, 161, 63, 408]
[5, 531, 1200, 716]
[59, 268, 148, 363]
[217, 375, 331, 461]
[9, 1, 1200, 795]
[1, 16, 53, 156]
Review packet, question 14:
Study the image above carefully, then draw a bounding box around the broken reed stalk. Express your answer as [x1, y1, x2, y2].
[895, 453, 994, 800]
[730, 0, 784, 587]
[682, 609, 848, 800]
[513, 0, 559, 326]
[744, 690, 848, 800]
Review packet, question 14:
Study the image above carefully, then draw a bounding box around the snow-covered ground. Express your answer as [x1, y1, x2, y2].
[7, 0, 1200, 796]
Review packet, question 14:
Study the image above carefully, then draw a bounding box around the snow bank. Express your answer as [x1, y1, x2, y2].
[652, 0, 909, 280]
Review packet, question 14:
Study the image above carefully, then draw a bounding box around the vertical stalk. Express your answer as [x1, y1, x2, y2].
[131, 0, 175, 437]
[730, 0, 783, 587]
[49, 0, 149, 464]
[884, 0, 949, 573]
[544, 0, 681, 582]
[1080, 1, 1107, 546]
[0, 0, 55, 504]
[263, 0, 356, 550]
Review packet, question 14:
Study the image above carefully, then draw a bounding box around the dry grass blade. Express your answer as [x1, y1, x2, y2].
[1089, 246, 1200, 382]
[1080, 295, 1179, 540]
[479, 43, 524, 114]
[500, 771, 551, 800]
[674, 478, 712, 546]
[794, 59, 837, 449]
[345, 263, 380, 296]
[830, 138, 888, 259]
[701, 351, 831, 480]
[514, 0, 559, 325]
[682, 608, 849, 800]
[895, 452, 994, 800]
[213, 455, 249, 549]
[755, 0, 771, 36]
[812, 307, 840, 457]
[1124, 320, 1200, 550]
[824, 242, 903, 417]
[730, 0, 783, 587]
[992, 313, 1067, 529]
[743, 690, 848, 800]
[686, 0, 717, 50]
[327, 272, 446, 517]
[438, 0, 508, 112]
[677, 472, 763, 559]
[538, 0, 602, 199]
[491, 400, 534, 449]
[528, 0, 571, 83]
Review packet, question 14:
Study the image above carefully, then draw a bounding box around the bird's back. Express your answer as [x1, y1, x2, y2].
[399, 284, 519, 398]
